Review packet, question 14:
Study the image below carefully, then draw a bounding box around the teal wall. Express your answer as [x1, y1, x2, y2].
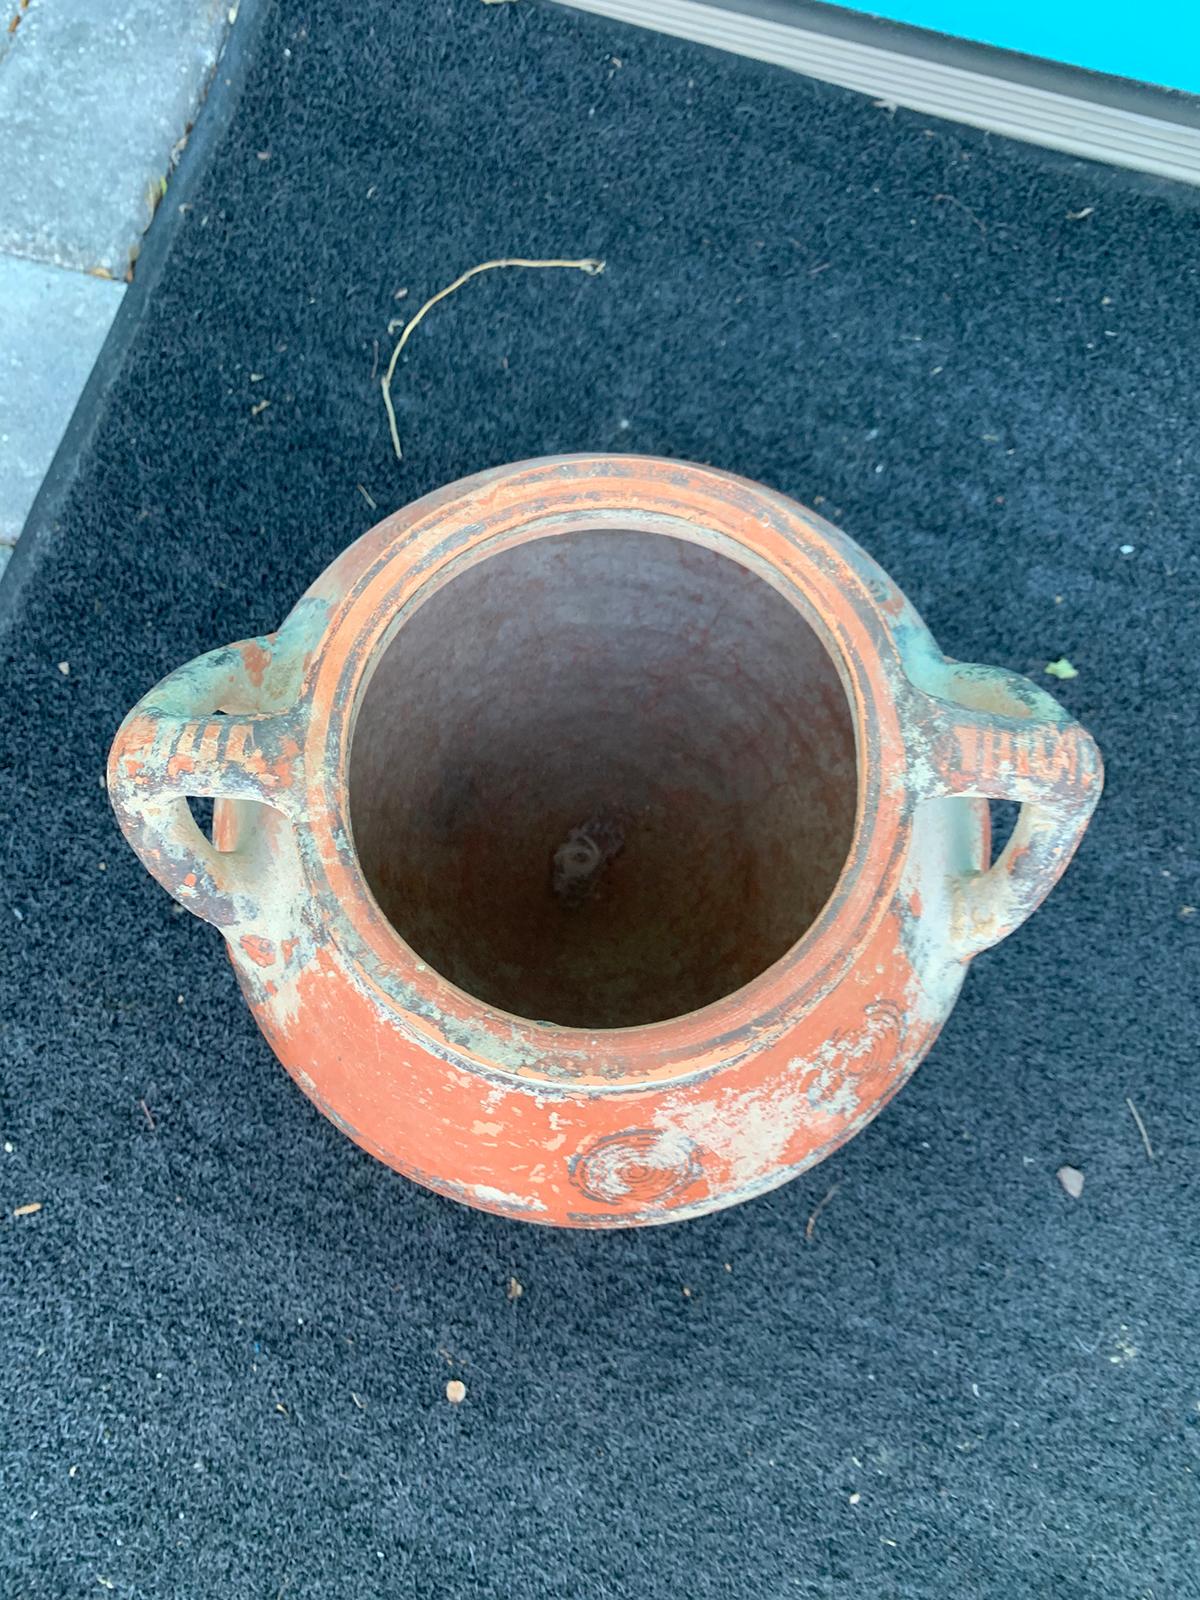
[833, 3, 1200, 93]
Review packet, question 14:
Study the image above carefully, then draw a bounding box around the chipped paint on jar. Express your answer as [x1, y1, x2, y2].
[108, 457, 1102, 1227]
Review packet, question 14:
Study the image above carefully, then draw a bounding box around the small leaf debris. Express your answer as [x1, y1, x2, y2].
[1066, 207, 1095, 220]
[1045, 657, 1078, 680]
[445, 1379, 467, 1404]
[1057, 1165, 1084, 1200]
[506, 1275, 523, 1301]
[146, 174, 168, 218]
[57, 660, 70, 676]
[13, 1202, 42, 1217]
[251, 399, 270, 417]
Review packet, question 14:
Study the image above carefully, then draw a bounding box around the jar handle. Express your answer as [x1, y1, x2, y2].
[916, 663, 1103, 960]
[107, 638, 306, 932]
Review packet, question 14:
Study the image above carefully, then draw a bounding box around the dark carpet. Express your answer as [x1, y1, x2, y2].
[2, 2, 1197, 1595]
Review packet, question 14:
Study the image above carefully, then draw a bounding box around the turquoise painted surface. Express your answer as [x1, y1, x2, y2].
[834, 2, 1200, 93]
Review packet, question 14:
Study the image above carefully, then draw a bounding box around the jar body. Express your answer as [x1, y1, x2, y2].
[223, 798, 985, 1225]
[110, 458, 1101, 1226]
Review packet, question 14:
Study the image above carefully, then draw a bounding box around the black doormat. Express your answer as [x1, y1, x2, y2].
[2, 2, 1196, 1594]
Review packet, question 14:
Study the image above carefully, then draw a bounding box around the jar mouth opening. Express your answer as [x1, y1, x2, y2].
[346, 524, 860, 1032]
[304, 457, 908, 1084]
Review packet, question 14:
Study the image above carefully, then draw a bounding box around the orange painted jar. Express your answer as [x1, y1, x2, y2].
[109, 458, 1102, 1226]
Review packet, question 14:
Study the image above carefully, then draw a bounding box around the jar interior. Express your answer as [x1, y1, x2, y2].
[349, 529, 858, 1029]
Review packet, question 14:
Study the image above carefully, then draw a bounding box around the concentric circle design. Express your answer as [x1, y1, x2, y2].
[569, 1128, 702, 1207]
[836, 999, 904, 1075]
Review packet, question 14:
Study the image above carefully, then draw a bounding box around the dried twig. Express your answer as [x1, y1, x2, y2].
[381, 256, 604, 460]
[140, 1098, 156, 1131]
[805, 1183, 841, 1242]
[1125, 1097, 1154, 1161]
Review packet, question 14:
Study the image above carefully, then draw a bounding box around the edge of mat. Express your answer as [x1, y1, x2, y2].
[552, 0, 1200, 185]
[0, 0, 272, 632]
[621, 0, 1200, 122]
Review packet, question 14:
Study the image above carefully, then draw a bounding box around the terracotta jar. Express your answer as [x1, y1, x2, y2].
[109, 458, 1101, 1226]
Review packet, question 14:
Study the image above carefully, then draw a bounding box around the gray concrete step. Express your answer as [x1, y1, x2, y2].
[0, 0, 229, 275]
[1, 256, 124, 560]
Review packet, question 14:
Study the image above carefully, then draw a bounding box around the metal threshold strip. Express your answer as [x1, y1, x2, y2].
[554, 0, 1200, 186]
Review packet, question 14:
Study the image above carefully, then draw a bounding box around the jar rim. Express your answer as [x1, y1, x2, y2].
[299, 456, 914, 1089]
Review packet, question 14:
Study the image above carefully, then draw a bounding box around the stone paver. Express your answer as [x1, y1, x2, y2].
[0, 0, 230, 572]
[0, 0, 228, 275]
[0, 255, 124, 561]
